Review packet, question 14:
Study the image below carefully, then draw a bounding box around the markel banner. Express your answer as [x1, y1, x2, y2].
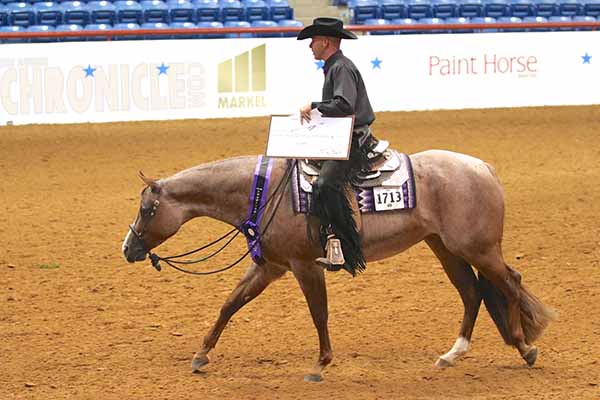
[0, 31, 598, 125]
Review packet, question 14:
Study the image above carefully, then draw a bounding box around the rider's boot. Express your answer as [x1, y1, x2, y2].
[315, 233, 354, 275]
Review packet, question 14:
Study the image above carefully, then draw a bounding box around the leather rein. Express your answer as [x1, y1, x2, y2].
[127, 160, 296, 276]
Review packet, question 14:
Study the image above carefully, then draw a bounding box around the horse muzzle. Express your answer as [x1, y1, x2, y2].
[123, 245, 148, 263]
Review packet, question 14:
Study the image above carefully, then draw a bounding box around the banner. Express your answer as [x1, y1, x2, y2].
[1, 31, 598, 125]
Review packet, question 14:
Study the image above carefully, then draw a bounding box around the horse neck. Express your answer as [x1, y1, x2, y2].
[163, 156, 256, 227]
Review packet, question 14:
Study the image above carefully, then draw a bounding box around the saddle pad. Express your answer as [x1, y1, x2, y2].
[291, 153, 417, 214]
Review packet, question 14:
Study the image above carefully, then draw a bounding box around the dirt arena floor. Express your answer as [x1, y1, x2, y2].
[2, 106, 599, 400]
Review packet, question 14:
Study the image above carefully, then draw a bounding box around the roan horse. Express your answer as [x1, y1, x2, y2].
[122, 150, 555, 381]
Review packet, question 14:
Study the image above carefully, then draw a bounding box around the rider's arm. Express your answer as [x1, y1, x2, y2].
[312, 65, 357, 117]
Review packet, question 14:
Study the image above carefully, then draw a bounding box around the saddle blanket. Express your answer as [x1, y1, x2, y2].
[291, 152, 417, 214]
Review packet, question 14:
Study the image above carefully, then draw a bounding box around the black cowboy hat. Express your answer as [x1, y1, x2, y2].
[297, 17, 358, 40]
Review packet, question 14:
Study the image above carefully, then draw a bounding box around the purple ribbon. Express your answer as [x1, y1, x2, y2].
[241, 155, 273, 265]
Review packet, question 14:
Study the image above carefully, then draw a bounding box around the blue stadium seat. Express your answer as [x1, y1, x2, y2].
[224, 19, 251, 37]
[197, 20, 225, 37]
[0, 4, 7, 25]
[457, 0, 484, 17]
[33, 2, 62, 26]
[533, 0, 559, 17]
[522, 15, 550, 29]
[582, 0, 600, 16]
[572, 14, 595, 28]
[141, 21, 170, 38]
[483, 0, 510, 17]
[84, 22, 111, 40]
[55, 23, 83, 40]
[378, 0, 406, 19]
[169, 20, 196, 38]
[557, 0, 583, 15]
[219, 0, 244, 21]
[497, 15, 524, 30]
[27, 23, 54, 41]
[548, 14, 572, 29]
[509, 0, 535, 18]
[417, 17, 445, 33]
[391, 17, 418, 33]
[61, 1, 89, 26]
[351, 0, 379, 24]
[7, 2, 35, 27]
[471, 15, 498, 31]
[140, 0, 168, 23]
[114, 0, 143, 24]
[269, 0, 293, 21]
[112, 21, 141, 39]
[406, 0, 432, 19]
[168, 0, 194, 22]
[251, 19, 277, 36]
[244, 0, 269, 21]
[88, 1, 116, 25]
[194, 0, 219, 21]
[277, 18, 302, 37]
[0, 24, 24, 42]
[363, 17, 392, 34]
[445, 16, 472, 32]
[432, 0, 457, 17]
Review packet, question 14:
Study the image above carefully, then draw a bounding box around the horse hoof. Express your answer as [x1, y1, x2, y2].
[435, 357, 453, 368]
[304, 374, 323, 382]
[191, 354, 210, 373]
[523, 346, 538, 367]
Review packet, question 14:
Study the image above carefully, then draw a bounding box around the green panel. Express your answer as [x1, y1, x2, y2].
[235, 51, 249, 93]
[218, 59, 232, 93]
[251, 44, 266, 92]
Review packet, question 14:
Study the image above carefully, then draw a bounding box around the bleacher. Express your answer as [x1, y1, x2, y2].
[0, 0, 301, 42]
[345, 0, 600, 32]
[1, 0, 599, 42]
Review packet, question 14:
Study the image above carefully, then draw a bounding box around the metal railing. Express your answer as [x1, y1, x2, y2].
[0, 21, 598, 41]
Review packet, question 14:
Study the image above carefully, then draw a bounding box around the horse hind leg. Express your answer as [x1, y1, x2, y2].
[425, 235, 482, 368]
[470, 248, 556, 366]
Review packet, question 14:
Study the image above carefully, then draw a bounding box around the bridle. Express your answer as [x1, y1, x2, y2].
[127, 160, 296, 276]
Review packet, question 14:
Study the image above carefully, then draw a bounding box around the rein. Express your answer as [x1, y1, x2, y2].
[128, 159, 297, 276]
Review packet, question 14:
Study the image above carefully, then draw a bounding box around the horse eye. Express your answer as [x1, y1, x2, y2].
[140, 206, 151, 216]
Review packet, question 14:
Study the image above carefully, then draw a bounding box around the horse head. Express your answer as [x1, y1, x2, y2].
[122, 171, 184, 263]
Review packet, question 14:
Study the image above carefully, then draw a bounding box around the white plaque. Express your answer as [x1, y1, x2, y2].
[266, 110, 354, 160]
[373, 186, 405, 211]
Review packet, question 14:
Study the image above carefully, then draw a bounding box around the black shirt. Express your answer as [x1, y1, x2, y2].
[311, 50, 375, 129]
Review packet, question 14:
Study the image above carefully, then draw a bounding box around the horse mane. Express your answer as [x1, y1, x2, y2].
[163, 155, 257, 183]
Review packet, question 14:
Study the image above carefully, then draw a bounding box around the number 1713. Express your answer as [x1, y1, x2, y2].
[376, 191, 402, 204]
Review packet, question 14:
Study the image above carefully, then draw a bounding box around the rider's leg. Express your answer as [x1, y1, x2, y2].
[312, 160, 365, 276]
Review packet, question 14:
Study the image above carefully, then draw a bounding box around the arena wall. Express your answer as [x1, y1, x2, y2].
[1, 31, 598, 125]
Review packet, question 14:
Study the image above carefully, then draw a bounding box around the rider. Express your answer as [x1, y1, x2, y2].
[297, 17, 380, 276]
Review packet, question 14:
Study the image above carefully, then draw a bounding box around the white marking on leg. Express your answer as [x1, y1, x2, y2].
[439, 336, 470, 365]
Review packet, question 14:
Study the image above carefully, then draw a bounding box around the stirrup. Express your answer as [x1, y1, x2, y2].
[315, 234, 345, 267]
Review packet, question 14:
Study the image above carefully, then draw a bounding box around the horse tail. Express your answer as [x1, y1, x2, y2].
[478, 271, 556, 345]
[518, 283, 557, 343]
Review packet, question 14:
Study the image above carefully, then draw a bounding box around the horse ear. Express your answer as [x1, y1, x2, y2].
[138, 171, 160, 193]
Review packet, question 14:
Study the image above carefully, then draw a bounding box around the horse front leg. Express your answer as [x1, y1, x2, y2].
[290, 260, 332, 382]
[191, 262, 286, 372]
